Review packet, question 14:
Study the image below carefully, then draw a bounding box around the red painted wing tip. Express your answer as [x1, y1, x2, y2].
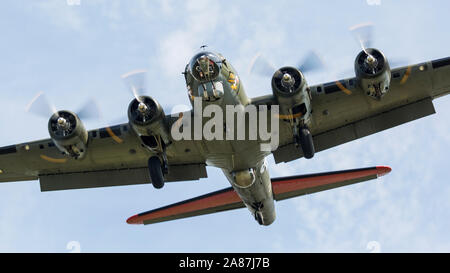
[376, 166, 392, 177]
[126, 214, 143, 225]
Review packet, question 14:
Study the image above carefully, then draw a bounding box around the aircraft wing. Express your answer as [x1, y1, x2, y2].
[253, 57, 450, 163]
[127, 166, 390, 225]
[0, 121, 208, 191]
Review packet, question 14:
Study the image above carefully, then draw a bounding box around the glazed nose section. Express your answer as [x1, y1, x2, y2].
[189, 51, 222, 82]
[188, 51, 224, 102]
[198, 56, 213, 78]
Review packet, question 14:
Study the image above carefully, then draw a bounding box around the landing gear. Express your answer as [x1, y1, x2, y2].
[148, 156, 165, 189]
[252, 202, 265, 225]
[296, 127, 315, 159]
[255, 211, 264, 225]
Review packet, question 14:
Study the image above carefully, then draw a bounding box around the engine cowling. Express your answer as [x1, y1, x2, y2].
[355, 48, 391, 100]
[48, 110, 88, 159]
[127, 96, 170, 151]
[271, 66, 315, 159]
[271, 66, 311, 126]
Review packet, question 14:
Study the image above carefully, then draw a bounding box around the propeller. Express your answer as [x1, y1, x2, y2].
[76, 98, 101, 121]
[350, 22, 381, 74]
[26, 91, 101, 138]
[248, 53, 276, 77]
[121, 69, 189, 116]
[121, 69, 154, 121]
[349, 22, 374, 55]
[297, 51, 326, 73]
[25, 91, 101, 120]
[121, 69, 148, 103]
[25, 91, 57, 119]
[249, 51, 325, 78]
[349, 22, 410, 73]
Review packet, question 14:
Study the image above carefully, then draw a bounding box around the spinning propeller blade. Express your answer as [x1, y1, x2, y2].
[25, 91, 57, 118]
[121, 69, 148, 103]
[26, 91, 100, 120]
[248, 53, 276, 77]
[297, 51, 325, 73]
[350, 22, 374, 54]
[249, 51, 326, 78]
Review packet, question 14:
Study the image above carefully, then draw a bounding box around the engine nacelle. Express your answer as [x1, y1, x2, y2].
[355, 48, 391, 100]
[271, 66, 311, 126]
[271, 67, 315, 158]
[48, 110, 88, 159]
[127, 96, 170, 151]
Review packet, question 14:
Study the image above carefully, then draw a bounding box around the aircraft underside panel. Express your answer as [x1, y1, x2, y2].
[0, 123, 208, 188]
[273, 98, 436, 163]
[39, 163, 207, 191]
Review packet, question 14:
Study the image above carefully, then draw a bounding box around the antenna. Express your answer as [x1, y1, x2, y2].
[200, 45, 208, 51]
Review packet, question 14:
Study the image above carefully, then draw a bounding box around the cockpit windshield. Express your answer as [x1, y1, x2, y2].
[188, 51, 222, 82]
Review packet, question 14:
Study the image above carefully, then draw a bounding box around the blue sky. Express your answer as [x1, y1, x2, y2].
[1, 0, 450, 252]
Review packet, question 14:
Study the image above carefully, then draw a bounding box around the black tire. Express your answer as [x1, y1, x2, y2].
[148, 156, 164, 189]
[299, 128, 315, 159]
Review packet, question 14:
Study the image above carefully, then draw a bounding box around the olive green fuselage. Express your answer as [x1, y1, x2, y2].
[183, 54, 276, 225]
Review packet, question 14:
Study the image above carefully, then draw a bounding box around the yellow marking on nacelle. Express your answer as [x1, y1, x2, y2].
[175, 112, 184, 128]
[40, 154, 67, 164]
[400, 66, 412, 85]
[335, 81, 352, 95]
[106, 127, 124, 144]
[276, 112, 303, 119]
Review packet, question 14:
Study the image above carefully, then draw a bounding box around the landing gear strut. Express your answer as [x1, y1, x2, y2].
[296, 126, 315, 159]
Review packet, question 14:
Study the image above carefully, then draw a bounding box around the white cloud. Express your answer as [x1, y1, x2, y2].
[32, 0, 85, 31]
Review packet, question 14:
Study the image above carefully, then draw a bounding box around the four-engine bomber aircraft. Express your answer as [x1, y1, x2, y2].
[1, 26, 450, 226]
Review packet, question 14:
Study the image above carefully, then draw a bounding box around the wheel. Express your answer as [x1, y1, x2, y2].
[148, 156, 164, 189]
[299, 127, 315, 159]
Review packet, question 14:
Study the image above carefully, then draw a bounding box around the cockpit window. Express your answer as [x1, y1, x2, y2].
[188, 51, 222, 82]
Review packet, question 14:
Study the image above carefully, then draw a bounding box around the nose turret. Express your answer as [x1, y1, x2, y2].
[188, 51, 222, 82]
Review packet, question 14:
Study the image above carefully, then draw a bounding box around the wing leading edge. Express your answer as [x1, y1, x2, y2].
[127, 166, 391, 225]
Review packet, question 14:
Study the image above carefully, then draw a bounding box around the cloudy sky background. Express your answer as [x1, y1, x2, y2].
[1, 0, 450, 252]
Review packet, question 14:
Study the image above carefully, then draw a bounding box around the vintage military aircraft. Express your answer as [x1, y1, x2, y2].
[0, 24, 449, 226]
